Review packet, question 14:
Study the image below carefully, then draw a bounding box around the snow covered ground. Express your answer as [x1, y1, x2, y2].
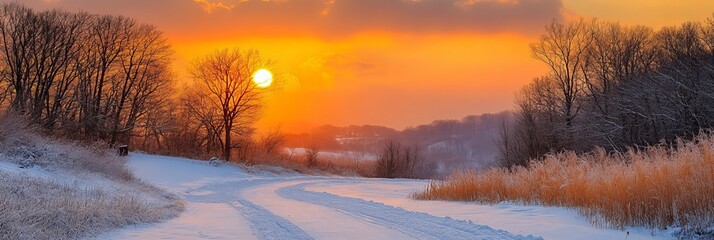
[286, 147, 377, 161]
[99, 153, 674, 240]
[0, 154, 182, 239]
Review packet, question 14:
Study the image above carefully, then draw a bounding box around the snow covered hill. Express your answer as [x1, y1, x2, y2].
[0, 119, 183, 239]
[99, 153, 674, 240]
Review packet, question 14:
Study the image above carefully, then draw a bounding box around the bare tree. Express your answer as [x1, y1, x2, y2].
[108, 23, 172, 145]
[0, 3, 37, 113]
[375, 140, 402, 178]
[401, 144, 422, 178]
[0, 3, 174, 148]
[497, 115, 515, 167]
[181, 87, 224, 156]
[530, 19, 593, 144]
[75, 15, 134, 139]
[374, 140, 425, 178]
[189, 48, 265, 162]
[25, 10, 84, 128]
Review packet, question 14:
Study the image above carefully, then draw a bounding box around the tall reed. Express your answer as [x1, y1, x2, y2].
[414, 133, 714, 233]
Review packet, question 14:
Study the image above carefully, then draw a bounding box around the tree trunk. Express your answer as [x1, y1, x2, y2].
[224, 123, 231, 162]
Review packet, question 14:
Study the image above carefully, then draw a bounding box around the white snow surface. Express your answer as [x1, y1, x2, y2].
[99, 153, 674, 240]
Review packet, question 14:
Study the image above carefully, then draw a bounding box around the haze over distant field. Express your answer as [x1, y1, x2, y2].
[11, 0, 714, 133]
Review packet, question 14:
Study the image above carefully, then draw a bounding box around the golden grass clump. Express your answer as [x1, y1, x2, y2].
[413, 133, 714, 233]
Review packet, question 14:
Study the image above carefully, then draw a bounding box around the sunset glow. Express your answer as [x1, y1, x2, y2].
[2, 1, 713, 238]
[11, 0, 714, 133]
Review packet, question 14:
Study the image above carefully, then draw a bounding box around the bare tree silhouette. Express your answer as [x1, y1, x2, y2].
[189, 48, 265, 162]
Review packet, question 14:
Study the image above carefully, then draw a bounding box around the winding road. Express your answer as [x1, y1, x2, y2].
[98, 153, 664, 240]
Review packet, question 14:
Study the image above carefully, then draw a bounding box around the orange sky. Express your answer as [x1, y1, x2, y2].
[12, 0, 714, 133]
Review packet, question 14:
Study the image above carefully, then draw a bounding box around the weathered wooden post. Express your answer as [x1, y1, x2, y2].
[118, 144, 129, 156]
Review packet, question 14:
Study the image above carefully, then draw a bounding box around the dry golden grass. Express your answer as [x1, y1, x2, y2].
[414, 133, 714, 233]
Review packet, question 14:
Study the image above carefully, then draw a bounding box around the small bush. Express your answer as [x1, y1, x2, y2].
[304, 147, 319, 168]
[414, 133, 714, 235]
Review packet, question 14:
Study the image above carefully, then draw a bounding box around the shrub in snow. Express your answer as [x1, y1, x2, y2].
[303, 147, 319, 168]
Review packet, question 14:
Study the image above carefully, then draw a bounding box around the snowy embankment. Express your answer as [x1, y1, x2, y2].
[0, 160, 182, 239]
[0, 139, 183, 239]
[100, 153, 674, 240]
[0, 116, 183, 239]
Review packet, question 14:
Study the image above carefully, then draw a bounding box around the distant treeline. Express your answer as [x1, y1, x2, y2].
[0, 3, 172, 145]
[286, 112, 512, 176]
[284, 124, 399, 151]
[500, 18, 714, 167]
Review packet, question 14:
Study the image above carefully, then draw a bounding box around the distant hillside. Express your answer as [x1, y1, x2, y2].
[284, 124, 399, 152]
[285, 111, 513, 176]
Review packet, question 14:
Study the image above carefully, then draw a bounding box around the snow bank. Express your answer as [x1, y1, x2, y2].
[0, 116, 183, 239]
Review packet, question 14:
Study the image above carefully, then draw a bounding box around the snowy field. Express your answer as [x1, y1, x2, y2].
[98, 153, 674, 240]
[285, 147, 377, 161]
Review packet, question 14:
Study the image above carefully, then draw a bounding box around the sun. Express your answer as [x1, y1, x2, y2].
[253, 69, 273, 88]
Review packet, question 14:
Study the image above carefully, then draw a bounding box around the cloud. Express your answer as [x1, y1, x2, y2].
[321, 0, 334, 15]
[7, 0, 565, 37]
[193, 0, 235, 13]
[323, 0, 563, 35]
[183, 0, 564, 37]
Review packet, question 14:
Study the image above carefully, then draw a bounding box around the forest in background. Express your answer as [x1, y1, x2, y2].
[500, 17, 714, 167]
[285, 111, 511, 177]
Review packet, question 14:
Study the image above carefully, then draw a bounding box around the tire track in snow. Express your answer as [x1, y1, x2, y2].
[181, 178, 314, 240]
[277, 182, 543, 240]
[239, 180, 414, 239]
[232, 198, 314, 240]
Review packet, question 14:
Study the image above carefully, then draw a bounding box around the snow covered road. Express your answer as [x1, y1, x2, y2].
[98, 153, 673, 240]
